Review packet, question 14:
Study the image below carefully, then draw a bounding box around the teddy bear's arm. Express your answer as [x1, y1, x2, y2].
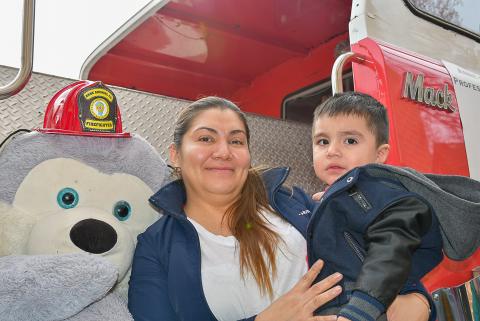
[0, 253, 118, 321]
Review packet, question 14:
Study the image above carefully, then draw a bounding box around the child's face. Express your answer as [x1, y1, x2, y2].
[312, 114, 390, 186]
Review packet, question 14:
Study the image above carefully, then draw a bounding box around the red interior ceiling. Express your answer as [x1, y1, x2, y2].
[89, 0, 351, 111]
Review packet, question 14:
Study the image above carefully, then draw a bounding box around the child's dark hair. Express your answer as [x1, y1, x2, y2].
[313, 92, 389, 146]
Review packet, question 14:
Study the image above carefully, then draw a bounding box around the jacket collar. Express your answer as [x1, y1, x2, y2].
[149, 179, 188, 219]
[149, 167, 290, 219]
[262, 167, 290, 204]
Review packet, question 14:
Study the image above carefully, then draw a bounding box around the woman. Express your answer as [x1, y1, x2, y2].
[128, 97, 432, 321]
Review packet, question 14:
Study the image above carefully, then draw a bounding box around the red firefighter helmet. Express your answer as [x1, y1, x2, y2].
[38, 80, 130, 137]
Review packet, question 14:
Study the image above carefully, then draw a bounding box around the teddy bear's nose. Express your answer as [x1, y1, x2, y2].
[70, 219, 118, 254]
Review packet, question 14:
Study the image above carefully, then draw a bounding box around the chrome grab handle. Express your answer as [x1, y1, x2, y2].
[0, 0, 35, 100]
[331, 51, 357, 94]
[433, 275, 480, 321]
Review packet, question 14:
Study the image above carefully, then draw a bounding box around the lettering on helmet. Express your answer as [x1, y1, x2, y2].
[85, 119, 114, 130]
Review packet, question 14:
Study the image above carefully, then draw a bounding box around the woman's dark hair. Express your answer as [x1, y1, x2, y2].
[173, 96, 280, 297]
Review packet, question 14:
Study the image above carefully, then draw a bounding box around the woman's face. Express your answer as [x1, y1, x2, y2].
[170, 108, 251, 199]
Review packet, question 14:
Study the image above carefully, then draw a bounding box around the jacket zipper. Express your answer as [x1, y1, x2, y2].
[344, 231, 366, 262]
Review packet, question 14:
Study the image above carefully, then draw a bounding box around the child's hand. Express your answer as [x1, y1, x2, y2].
[312, 191, 325, 201]
[337, 317, 351, 321]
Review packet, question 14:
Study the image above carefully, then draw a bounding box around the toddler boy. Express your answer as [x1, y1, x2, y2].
[308, 92, 443, 321]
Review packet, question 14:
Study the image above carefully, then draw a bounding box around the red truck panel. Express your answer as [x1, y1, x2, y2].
[352, 37, 477, 292]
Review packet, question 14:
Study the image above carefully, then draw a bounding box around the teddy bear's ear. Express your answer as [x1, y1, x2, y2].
[0, 129, 31, 155]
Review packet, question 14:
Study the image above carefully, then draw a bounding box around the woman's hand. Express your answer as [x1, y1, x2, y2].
[386, 293, 430, 321]
[255, 260, 342, 321]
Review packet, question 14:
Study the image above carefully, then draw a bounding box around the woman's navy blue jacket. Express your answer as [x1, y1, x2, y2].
[128, 167, 434, 321]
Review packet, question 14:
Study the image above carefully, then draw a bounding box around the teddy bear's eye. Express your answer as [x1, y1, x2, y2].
[113, 201, 131, 221]
[57, 188, 79, 209]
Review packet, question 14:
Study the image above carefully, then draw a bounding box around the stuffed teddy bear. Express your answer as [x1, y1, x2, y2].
[0, 81, 168, 321]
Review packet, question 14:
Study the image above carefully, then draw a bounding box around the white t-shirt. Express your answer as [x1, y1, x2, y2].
[188, 211, 308, 321]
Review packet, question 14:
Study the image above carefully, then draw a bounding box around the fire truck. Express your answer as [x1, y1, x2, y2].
[1, 0, 479, 319]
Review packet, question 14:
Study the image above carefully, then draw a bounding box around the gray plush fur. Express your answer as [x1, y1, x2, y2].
[364, 163, 480, 261]
[0, 131, 167, 204]
[67, 292, 132, 321]
[0, 253, 118, 321]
